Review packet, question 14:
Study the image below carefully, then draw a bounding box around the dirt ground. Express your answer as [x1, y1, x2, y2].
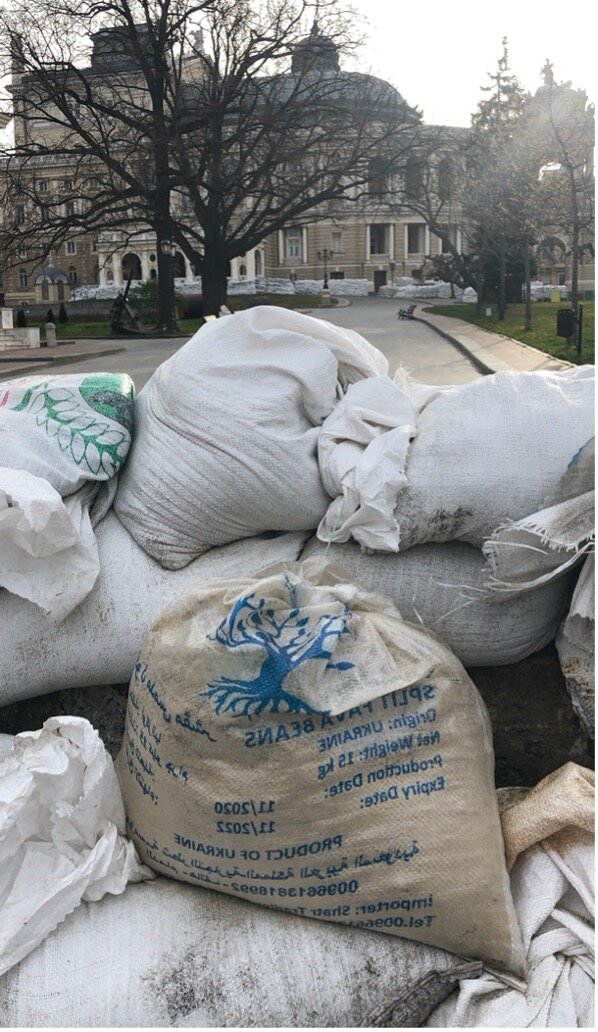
[0, 643, 592, 787]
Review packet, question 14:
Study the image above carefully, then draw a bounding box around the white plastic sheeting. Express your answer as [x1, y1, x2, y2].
[0, 717, 153, 978]
[0, 470, 99, 621]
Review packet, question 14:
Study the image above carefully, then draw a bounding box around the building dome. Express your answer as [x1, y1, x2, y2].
[291, 22, 340, 75]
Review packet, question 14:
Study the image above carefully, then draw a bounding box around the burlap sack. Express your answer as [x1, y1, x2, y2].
[118, 559, 524, 973]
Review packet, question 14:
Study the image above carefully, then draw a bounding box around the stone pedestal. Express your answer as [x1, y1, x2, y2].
[45, 322, 57, 347]
[1, 307, 14, 330]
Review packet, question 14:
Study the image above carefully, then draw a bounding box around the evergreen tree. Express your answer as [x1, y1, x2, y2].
[15, 307, 27, 326]
[466, 38, 534, 320]
[46, 308, 55, 323]
[58, 302, 68, 323]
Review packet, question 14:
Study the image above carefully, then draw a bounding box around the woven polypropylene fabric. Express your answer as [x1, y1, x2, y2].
[0, 512, 309, 707]
[301, 536, 571, 666]
[0, 877, 476, 1028]
[115, 307, 387, 569]
[394, 367, 595, 551]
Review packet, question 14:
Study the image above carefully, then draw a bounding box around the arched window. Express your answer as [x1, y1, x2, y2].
[41, 280, 49, 300]
[254, 250, 262, 276]
[18, 268, 28, 288]
[368, 156, 387, 197]
[57, 280, 65, 300]
[437, 158, 454, 202]
[68, 266, 77, 286]
[405, 157, 423, 201]
[121, 252, 142, 280]
[239, 263, 247, 278]
[172, 252, 186, 278]
[150, 268, 157, 279]
[93, 265, 100, 284]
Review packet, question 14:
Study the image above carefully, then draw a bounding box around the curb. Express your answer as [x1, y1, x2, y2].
[415, 306, 572, 375]
[0, 344, 127, 379]
[414, 313, 510, 376]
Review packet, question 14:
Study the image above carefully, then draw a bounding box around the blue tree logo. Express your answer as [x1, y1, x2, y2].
[204, 577, 354, 717]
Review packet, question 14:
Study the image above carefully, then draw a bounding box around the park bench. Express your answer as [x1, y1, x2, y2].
[398, 303, 416, 320]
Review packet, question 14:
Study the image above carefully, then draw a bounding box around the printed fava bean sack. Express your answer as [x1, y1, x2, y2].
[117, 560, 524, 973]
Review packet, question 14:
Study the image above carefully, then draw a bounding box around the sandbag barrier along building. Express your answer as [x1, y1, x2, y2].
[1, 20, 593, 308]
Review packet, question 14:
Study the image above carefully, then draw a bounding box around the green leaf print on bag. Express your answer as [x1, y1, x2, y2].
[10, 373, 134, 478]
[78, 374, 135, 435]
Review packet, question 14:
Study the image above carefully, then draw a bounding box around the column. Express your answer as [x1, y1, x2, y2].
[301, 227, 308, 264]
[389, 223, 395, 260]
[141, 252, 151, 281]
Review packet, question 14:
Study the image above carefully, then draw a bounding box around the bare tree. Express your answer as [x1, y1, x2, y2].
[532, 63, 594, 321]
[0, 0, 421, 318]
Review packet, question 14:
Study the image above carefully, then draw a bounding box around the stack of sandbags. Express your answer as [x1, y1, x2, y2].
[114, 306, 387, 569]
[314, 368, 594, 669]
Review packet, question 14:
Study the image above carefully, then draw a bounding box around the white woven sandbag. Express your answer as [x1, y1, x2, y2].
[301, 537, 572, 666]
[556, 554, 595, 736]
[114, 306, 387, 569]
[392, 366, 594, 551]
[0, 512, 309, 707]
[118, 559, 524, 972]
[0, 877, 481, 1028]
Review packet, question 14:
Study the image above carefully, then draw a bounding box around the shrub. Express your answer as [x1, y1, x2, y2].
[58, 302, 68, 324]
[46, 308, 56, 324]
[15, 308, 27, 327]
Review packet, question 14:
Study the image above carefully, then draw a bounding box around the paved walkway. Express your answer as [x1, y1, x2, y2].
[416, 305, 571, 374]
[0, 340, 125, 378]
[0, 300, 573, 382]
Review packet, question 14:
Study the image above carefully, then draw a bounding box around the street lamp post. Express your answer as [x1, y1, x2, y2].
[317, 249, 334, 289]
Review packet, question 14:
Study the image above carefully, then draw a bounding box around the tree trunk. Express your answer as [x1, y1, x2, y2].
[523, 234, 532, 331]
[475, 265, 485, 316]
[201, 253, 229, 316]
[498, 241, 507, 321]
[571, 218, 580, 321]
[153, 181, 177, 334]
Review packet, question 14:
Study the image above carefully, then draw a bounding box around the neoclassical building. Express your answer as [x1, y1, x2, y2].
[0, 24, 593, 306]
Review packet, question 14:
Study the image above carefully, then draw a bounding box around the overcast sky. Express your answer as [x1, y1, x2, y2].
[1, 0, 594, 143]
[352, 0, 596, 126]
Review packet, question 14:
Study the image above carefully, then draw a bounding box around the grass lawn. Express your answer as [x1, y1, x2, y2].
[24, 293, 323, 341]
[426, 301, 594, 365]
